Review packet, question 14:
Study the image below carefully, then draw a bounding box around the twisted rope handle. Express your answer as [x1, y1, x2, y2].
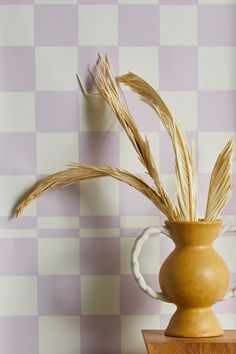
[131, 226, 172, 303]
[131, 224, 236, 303]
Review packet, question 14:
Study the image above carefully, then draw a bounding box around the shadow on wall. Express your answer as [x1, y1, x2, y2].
[79, 83, 121, 354]
[79, 82, 119, 214]
[79, 88, 172, 353]
[79, 85, 162, 353]
[79, 77, 118, 132]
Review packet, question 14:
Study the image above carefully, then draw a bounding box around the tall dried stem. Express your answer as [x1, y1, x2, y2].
[92, 56, 180, 221]
[205, 140, 234, 221]
[119, 72, 197, 221]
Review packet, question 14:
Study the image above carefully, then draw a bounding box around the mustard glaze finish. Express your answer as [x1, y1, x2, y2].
[159, 220, 229, 337]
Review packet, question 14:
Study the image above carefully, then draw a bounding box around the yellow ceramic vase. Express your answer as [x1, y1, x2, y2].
[159, 220, 229, 338]
[131, 220, 233, 338]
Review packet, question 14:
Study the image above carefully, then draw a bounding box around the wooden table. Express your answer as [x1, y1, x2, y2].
[142, 330, 236, 354]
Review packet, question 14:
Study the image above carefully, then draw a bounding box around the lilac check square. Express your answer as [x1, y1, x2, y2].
[159, 47, 198, 90]
[199, 5, 236, 46]
[79, 132, 119, 166]
[0, 239, 37, 275]
[35, 5, 78, 46]
[38, 275, 80, 316]
[0, 47, 35, 91]
[80, 238, 120, 275]
[119, 5, 159, 46]
[0, 317, 38, 354]
[37, 184, 80, 216]
[120, 182, 157, 216]
[36, 92, 79, 132]
[121, 275, 161, 315]
[0, 133, 36, 174]
[80, 315, 120, 354]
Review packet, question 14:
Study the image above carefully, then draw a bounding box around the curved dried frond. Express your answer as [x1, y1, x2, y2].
[15, 56, 234, 222]
[119, 72, 197, 221]
[16, 164, 175, 220]
[204, 140, 234, 221]
[92, 56, 179, 221]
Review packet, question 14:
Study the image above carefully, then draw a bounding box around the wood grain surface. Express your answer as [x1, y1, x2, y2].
[142, 330, 236, 354]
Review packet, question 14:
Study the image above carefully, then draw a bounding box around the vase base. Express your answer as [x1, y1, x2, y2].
[165, 307, 223, 338]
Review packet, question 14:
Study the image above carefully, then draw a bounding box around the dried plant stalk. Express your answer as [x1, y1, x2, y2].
[204, 140, 234, 221]
[119, 72, 197, 221]
[15, 54, 234, 224]
[92, 55, 180, 221]
[190, 138, 198, 221]
[16, 165, 175, 219]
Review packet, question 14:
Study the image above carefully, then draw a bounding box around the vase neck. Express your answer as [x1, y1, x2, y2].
[165, 220, 222, 247]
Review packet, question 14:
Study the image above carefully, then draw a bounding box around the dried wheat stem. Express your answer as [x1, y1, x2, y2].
[204, 140, 234, 221]
[16, 165, 175, 220]
[119, 72, 196, 221]
[16, 55, 233, 224]
[92, 56, 180, 221]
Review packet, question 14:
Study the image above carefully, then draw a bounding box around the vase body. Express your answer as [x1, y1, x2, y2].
[159, 220, 229, 338]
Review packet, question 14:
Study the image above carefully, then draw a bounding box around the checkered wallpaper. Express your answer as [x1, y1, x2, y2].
[0, 1, 236, 354]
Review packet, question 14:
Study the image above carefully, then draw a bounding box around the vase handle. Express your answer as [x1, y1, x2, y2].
[220, 224, 236, 301]
[131, 226, 172, 303]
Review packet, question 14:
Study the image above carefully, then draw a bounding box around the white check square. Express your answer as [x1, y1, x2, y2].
[81, 275, 119, 314]
[198, 132, 236, 173]
[160, 6, 197, 45]
[36, 47, 78, 90]
[37, 133, 79, 174]
[38, 238, 80, 275]
[199, 47, 236, 90]
[79, 5, 117, 45]
[0, 5, 33, 45]
[0, 92, 35, 132]
[0, 277, 37, 315]
[39, 316, 80, 354]
[121, 315, 160, 354]
[80, 178, 119, 216]
[119, 47, 159, 90]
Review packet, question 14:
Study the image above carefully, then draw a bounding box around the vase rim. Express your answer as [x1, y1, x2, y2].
[165, 219, 222, 226]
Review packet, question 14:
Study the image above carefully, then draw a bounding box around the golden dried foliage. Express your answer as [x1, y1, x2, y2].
[15, 55, 234, 223]
[91, 55, 179, 220]
[119, 72, 197, 221]
[205, 139, 234, 221]
[16, 165, 174, 219]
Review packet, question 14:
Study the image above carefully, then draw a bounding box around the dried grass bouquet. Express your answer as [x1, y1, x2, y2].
[16, 55, 234, 222]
